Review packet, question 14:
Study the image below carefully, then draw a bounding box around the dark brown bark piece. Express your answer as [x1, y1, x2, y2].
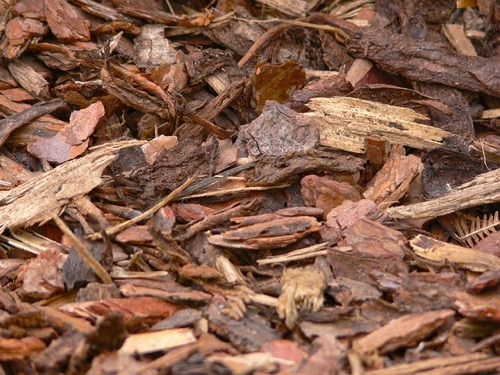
[100, 66, 175, 121]
[247, 150, 364, 186]
[150, 309, 202, 331]
[422, 148, 496, 198]
[206, 296, 281, 353]
[345, 27, 500, 97]
[348, 83, 453, 115]
[327, 249, 408, 285]
[0, 98, 65, 147]
[124, 136, 216, 201]
[390, 272, 465, 313]
[63, 241, 112, 290]
[420, 83, 475, 151]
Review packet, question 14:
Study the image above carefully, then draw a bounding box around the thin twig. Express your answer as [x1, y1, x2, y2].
[238, 18, 348, 67]
[88, 177, 195, 240]
[52, 215, 112, 284]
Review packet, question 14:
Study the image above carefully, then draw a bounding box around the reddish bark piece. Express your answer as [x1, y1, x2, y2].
[363, 145, 423, 206]
[115, 225, 153, 243]
[0, 66, 17, 89]
[466, 270, 500, 293]
[178, 263, 224, 281]
[0, 98, 66, 147]
[339, 219, 407, 259]
[260, 339, 306, 363]
[30, 42, 80, 71]
[59, 296, 183, 325]
[322, 199, 384, 242]
[353, 309, 455, 355]
[296, 335, 344, 375]
[65, 101, 104, 143]
[290, 74, 352, 111]
[0, 337, 46, 361]
[173, 203, 215, 223]
[1, 87, 35, 102]
[454, 291, 500, 322]
[141, 135, 178, 165]
[17, 248, 67, 299]
[13, 0, 46, 20]
[208, 216, 321, 250]
[0, 17, 47, 59]
[301, 175, 361, 218]
[45, 0, 90, 42]
[474, 231, 500, 257]
[28, 101, 104, 163]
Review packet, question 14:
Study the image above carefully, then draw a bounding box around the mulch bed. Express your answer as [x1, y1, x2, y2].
[0, 0, 499, 373]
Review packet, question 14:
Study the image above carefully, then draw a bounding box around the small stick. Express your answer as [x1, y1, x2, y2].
[238, 19, 348, 67]
[0, 98, 66, 147]
[52, 215, 112, 284]
[88, 177, 195, 241]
